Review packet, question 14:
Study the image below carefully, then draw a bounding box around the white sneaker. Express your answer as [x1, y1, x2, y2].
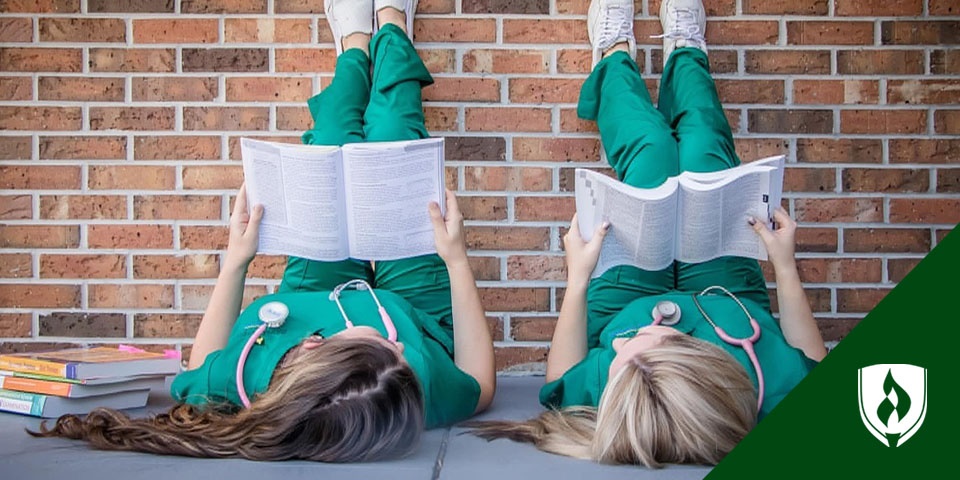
[656, 0, 707, 65]
[325, 0, 374, 56]
[587, 0, 637, 68]
[374, 0, 418, 42]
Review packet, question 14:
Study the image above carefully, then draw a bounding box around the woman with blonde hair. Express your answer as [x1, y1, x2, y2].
[466, 0, 825, 467]
[32, 0, 495, 462]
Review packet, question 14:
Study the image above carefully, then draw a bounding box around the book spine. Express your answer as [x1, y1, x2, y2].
[0, 389, 46, 416]
[0, 357, 70, 378]
[0, 376, 73, 397]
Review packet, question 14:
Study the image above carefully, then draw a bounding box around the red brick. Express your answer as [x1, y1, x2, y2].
[734, 139, 789, 161]
[515, 196, 575, 221]
[39, 312, 126, 337]
[423, 78, 501, 102]
[890, 199, 960, 224]
[276, 106, 310, 131]
[837, 289, 890, 314]
[931, 50, 960, 74]
[508, 78, 581, 104]
[464, 166, 552, 192]
[182, 48, 268, 72]
[133, 19, 217, 44]
[133, 254, 219, 279]
[793, 80, 879, 105]
[38, 77, 124, 102]
[745, 50, 830, 74]
[769, 287, 832, 313]
[182, 0, 266, 13]
[468, 256, 500, 282]
[465, 108, 551, 132]
[182, 165, 244, 190]
[91, 107, 175, 131]
[816, 318, 860, 342]
[937, 169, 960, 193]
[133, 77, 218, 102]
[0, 107, 81, 130]
[794, 198, 883, 223]
[418, 0, 455, 13]
[747, 109, 833, 134]
[180, 284, 268, 311]
[494, 346, 548, 372]
[837, 50, 924, 75]
[134, 313, 203, 338]
[0, 137, 31, 160]
[0, 77, 30, 101]
[0, 165, 81, 189]
[836, 0, 922, 16]
[936, 229, 952, 243]
[415, 18, 496, 42]
[0, 195, 32, 220]
[510, 316, 557, 341]
[787, 21, 873, 45]
[0, 48, 81, 72]
[179, 225, 228, 250]
[507, 255, 565, 281]
[2, 0, 78, 12]
[246, 255, 286, 279]
[464, 49, 549, 74]
[715, 79, 784, 104]
[88, 224, 174, 249]
[783, 167, 836, 193]
[930, 0, 959, 15]
[226, 135, 299, 160]
[88, 284, 174, 309]
[0, 284, 80, 308]
[466, 227, 550, 250]
[446, 137, 506, 161]
[795, 227, 838, 253]
[0, 254, 32, 278]
[39, 136, 126, 160]
[0, 18, 33, 43]
[459, 196, 507, 221]
[40, 254, 125, 279]
[89, 0, 173, 13]
[742, 0, 828, 14]
[841, 110, 926, 134]
[797, 139, 882, 164]
[843, 228, 931, 253]
[464, 0, 547, 13]
[881, 21, 960, 45]
[40, 195, 126, 220]
[134, 195, 222, 220]
[183, 107, 269, 131]
[479, 287, 550, 312]
[935, 110, 960, 134]
[556, 49, 593, 74]
[502, 19, 587, 44]
[419, 49, 455, 73]
[513, 137, 600, 162]
[89, 165, 175, 190]
[0, 313, 31, 337]
[888, 80, 960, 105]
[89, 48, 175, 72]
[276, 48, 336, 72]
[226, 77, 312, 102]
[135, 136, 222, 160]
[559, 109, 598, 133]
[486, 316, 505, 342]
[841, 168, 929, 193]
[40, 18, 125, 42]
[706, 21, 778, 45]
[794, 258, 882, 283]
[888, 258, 922, 283]
[0, 225, 79, 248]
[274, 0, 321, 12]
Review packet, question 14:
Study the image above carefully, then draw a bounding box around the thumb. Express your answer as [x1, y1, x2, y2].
[589, 221, 611, 245]
[748, 216, 774, 243]
[428, 201, 445, 235]
[246, 204, 264, 238]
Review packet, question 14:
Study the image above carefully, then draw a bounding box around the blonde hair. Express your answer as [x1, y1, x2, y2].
[466, 335, 756, 467]
[30, 336, 424, 462]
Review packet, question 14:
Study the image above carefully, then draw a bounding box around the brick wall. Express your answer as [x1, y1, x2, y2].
[0, 0, 957, 371]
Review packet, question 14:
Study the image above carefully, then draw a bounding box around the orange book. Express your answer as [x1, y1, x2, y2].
[0, 347, 180, 380]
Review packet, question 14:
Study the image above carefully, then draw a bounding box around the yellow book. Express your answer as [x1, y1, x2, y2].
[0, 347, 180, 380]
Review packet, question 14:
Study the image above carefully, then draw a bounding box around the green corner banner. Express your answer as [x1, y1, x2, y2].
[709, 228, 959, 479]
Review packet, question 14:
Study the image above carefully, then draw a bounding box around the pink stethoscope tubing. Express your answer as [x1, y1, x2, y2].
[651, 286, 765, 412]
[235, 279, 397, 408]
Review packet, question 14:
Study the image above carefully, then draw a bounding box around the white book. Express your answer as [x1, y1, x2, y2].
[575, 155, 785, 277]
[240, 137, 446, 261]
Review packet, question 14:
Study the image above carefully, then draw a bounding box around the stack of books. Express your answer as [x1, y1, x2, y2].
[0, 346, 181, 417]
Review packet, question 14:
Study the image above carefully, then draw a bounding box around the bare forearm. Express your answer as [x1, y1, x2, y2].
[447, 260, 496, 412]
[187, 262, 248, 369]
[774, 261, 827, 361]
[545, 278, 589, 382]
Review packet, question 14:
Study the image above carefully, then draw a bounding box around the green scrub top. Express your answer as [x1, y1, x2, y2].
[171, 290, 481, 429]
[540, 293, 817, 420]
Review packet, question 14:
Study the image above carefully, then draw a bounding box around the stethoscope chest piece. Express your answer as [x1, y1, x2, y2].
[258, 301, 289, 328]
[652, 300, 681, 326]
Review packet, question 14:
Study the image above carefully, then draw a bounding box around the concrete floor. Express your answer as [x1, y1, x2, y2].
[0, 376, 711, 480]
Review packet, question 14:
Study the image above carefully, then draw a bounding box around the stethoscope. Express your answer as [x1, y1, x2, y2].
[649, 286, 765, 412]
[234, 279, 397, 408]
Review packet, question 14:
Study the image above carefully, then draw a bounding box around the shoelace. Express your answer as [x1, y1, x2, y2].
[651, 7, 705, 47]
[597, 5, 632, 50]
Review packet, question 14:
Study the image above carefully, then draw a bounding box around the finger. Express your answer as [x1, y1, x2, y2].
[232, 183, 248, 218]
[428, 201, 446, 236]
[245, 204, 264, 238]
[749, 216, 775, 243]
[444, 189, 460, 217]
[589, 221, 611, 245]
[772, 207, 794, 230]
[568, 213, 581, 236]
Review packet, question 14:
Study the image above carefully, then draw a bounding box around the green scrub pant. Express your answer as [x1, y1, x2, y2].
[277, 25, 454, 330]
[581, 49, 769, 329]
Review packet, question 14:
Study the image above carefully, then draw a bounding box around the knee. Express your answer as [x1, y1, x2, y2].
[643, 130, 679, 157]
[364, 121, 425, 143]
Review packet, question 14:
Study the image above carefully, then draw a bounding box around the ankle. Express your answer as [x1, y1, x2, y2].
[602, 41, 631, 59]
[342, 32, 371, 56]
[377, 7, 407, 33]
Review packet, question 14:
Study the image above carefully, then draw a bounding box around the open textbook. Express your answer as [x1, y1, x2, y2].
[240, 137, 445, 261]
[575, 155, 785, 276]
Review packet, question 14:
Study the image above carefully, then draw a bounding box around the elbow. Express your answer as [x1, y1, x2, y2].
[473, 376, 496, 414]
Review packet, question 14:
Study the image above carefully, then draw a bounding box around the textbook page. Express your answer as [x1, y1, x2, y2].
[240, 138, 350, 261]
[676, 167, 776, 263]
[342, 138, 445, 260]
[575, 169, 680, 276]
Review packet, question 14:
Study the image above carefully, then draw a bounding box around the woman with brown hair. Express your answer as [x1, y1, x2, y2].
[31, 0, 495, 462]
[466, 0, 826, 467]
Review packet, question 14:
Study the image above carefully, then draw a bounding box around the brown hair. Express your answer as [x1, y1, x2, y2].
[29, 336, 424, 462]
[465, 335, 756, 467]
